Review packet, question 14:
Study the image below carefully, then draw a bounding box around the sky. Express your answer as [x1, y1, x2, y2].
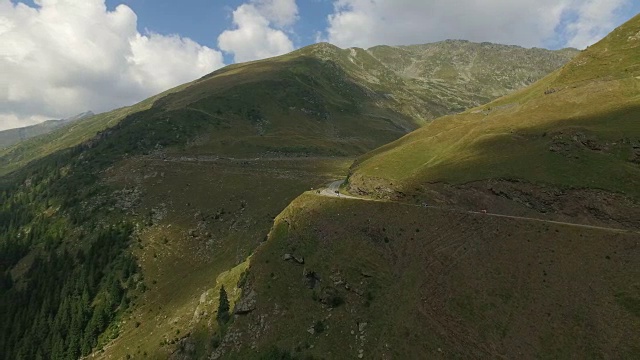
[1, 0, 639, 131]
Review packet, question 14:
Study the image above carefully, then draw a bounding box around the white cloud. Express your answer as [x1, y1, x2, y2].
[217, 0, 297, 63]
[321, 0, 631, 50]
[253, 0, 299, 27]
[562, 0, 629, 48]
[0, 0, 225, 131]
[0, 114, 49, 132]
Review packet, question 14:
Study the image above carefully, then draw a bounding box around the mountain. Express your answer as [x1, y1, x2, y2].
[368, 41, 579, 116]
[0, 111, 94, 149]
[206, 14, 640, 360]
[346, 15, 640, 229]
[0, 42, 576, 177]
[292, 41, 578, 124]
[0, 39, 578, 359]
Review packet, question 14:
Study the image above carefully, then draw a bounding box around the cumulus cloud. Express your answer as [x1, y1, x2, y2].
[217, 0, 298, 63]
[321, 0, 631, 50]
[0, 0, 225, 131]
[562, 0, 630, 48]
[253, 0, 299, 27]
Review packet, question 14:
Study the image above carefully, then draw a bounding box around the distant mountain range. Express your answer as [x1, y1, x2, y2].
[0, 111, 94, 149]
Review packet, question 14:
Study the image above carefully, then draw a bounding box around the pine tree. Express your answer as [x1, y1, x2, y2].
[216, 286, 230, 325]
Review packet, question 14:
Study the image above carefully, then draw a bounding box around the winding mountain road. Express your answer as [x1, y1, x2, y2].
[318, 180, 360, 199]
[316, 180, 639, 234]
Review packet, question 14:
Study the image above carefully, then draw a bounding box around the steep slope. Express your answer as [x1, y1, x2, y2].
[217, 193, 640, 359]
[204, 14, 640, 360]
[298, 42, 577, 124]
[0, 83, 192, 176]
[368, 41, 578, 115]
[0, 111, 94, 149]
[0, 40, 577, 359]
[0, 41, 575, 176]
[348, 14, 640, 229]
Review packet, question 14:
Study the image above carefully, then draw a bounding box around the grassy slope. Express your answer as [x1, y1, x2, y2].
[349, 14, 640, 202]
[219, 194, 640, 359]
[72, 55, 379, 359]
[0, 119, 66, 149]
[0, 38, 579, 359]
[208, 15, 640, 360]
[0, 84, 191, 176]
[0, 40, 575, 177]
[96, 158, 352, 359]
[69, 43, 414, 359]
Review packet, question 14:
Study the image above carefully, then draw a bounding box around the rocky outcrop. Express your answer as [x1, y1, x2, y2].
[282, 253, 304, 264]
[234, 290, 257, 315]
[304, 269, 320, 289]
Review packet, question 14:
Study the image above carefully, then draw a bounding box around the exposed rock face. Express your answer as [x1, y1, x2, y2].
[358, 322, 368, 332]
[234, 290, 257, 315]
[304, 270, 321, 289]
[631, 145, 640, 164]
[307, 40, 578, 124]
[282, 253, 305, 264]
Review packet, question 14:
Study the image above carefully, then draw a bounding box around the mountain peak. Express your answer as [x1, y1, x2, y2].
[291, 42, 344, 59]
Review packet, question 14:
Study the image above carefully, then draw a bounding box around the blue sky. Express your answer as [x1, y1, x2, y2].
[103, 0, 333, 43]
[100, 0, 640, 52]
[1, 0, 639, 130]
[103, 0, 335, 63]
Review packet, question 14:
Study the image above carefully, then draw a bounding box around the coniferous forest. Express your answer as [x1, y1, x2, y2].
[0, 144, 141, 359]
[0, 106, 212, 359]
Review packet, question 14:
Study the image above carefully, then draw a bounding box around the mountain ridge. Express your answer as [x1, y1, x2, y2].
[0, 35, 589, 360]
[199, 14, 640, 360]
[345, 13, 640, 228]
[0, 111, 94, 149]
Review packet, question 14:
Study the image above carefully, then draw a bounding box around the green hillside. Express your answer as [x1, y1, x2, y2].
[348, 14, 640, 228]
[214, 193, 640, 359]
[0, 111, 93, 150]
[0, 37, 579, 359]
[0, 41, 575, 177]
[0, 85, 190, 176]
[202, 14, 640, 360]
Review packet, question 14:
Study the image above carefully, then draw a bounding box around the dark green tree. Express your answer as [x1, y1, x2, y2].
[216, 286, 230, 325]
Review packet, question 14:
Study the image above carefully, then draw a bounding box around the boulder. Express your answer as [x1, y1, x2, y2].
[282, 253, 304, 264]
[358, 322, 368, 332]
[234, 290, 257, 315]
[304, 270, 320, 289]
